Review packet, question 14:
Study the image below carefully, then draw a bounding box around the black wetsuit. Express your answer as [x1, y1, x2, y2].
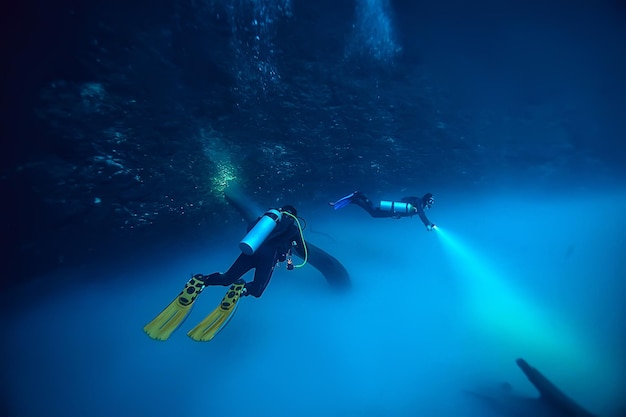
[197, 214, 305, 297]
[352, 194, 433, 227]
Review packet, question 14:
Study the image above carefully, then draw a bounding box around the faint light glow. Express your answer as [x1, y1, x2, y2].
[199, 127, 239, 198]
[435, 226, 594, 376]
[348, 0, 401, 61]
[211, 161, 238, 196]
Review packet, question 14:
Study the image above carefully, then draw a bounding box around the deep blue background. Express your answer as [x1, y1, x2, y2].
[1, 0, 625, 294]
[1, 1, 626, 416]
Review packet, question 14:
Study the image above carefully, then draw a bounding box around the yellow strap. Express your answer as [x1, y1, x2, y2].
[281, 211, 308, 268]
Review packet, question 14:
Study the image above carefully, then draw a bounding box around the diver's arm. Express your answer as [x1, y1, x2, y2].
[416, 204, 433, 228]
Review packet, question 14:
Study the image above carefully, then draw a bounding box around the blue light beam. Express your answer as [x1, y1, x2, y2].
[434, 226, 597, 379]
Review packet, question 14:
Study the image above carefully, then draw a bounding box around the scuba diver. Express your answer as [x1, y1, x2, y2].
[144, 205, 307, 342]
[329, 191, 436, 231]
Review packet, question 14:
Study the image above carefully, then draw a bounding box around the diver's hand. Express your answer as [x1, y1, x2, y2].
[426, 223, 435, 231]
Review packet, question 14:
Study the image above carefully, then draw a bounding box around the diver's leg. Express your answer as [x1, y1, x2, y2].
[351, 193, 390, 218]
[243, 250, 278, 298]
[200, 254, 254, 286]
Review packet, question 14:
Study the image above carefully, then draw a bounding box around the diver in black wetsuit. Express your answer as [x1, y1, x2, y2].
[143, 205, 306, 341]
[196, 205, 305, 297]
[143, 203, 333, 342]
[329, 191, 436, 231]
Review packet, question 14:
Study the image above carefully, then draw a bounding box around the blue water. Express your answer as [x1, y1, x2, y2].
[4, 187, 625, 416]
[3, 0, 626, 416]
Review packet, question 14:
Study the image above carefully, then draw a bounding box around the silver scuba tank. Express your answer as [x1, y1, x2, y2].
[379, 201, 415, 214]
[239, 209, 282, 255]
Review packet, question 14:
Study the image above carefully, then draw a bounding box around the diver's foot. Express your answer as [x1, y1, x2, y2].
[329, 191, 359, 210]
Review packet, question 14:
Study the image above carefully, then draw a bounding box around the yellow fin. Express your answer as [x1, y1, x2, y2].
[187, 281, 245, 342]
[144, 275, 205, 341]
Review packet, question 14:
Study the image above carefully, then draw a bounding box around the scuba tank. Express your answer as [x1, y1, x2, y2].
[379, 201, 415, 215]
[239, 209, 282, 255]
